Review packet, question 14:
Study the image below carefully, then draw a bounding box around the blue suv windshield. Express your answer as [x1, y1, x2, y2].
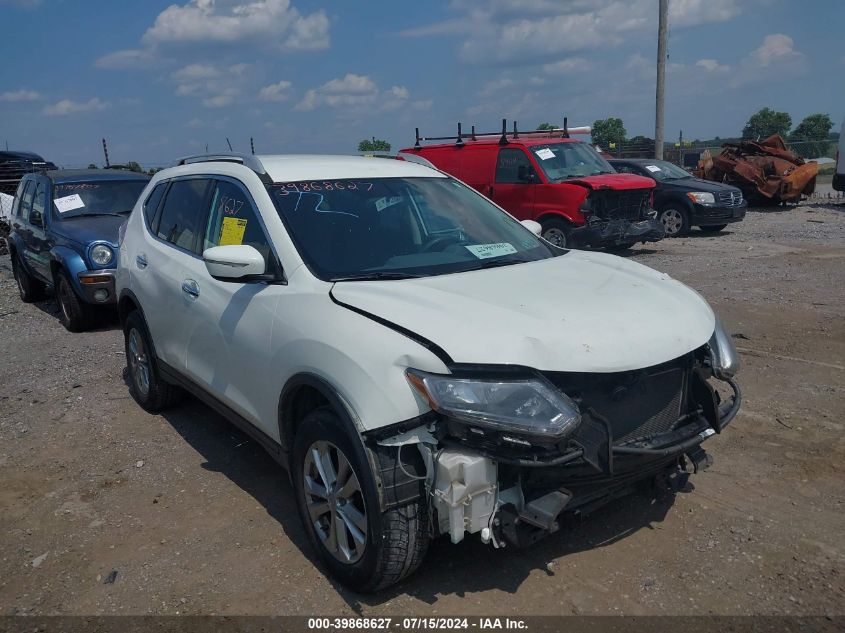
[52, 180, 148, 219]
[268, 177, 559, 281]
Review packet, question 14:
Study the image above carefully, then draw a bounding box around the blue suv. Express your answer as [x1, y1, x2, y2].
[8, 169, 150, 331]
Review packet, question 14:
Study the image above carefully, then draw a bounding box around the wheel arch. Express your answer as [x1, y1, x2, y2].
[278, 373, 363, 457]
[536, 211, 576, 227]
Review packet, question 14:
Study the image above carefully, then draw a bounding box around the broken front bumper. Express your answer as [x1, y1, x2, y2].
[376, 375, 741, 549]
[570, 217, 665, 248]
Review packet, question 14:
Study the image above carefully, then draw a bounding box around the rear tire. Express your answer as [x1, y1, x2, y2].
[699, 224, 727, 233]
[12, 253, 46, 303]
[55, 269, 96, 332]
[292, 407, 429, 592]
[124, 310, 183, 412]
[540, 218, 572, 248]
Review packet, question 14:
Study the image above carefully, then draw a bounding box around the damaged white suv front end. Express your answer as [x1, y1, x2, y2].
[117, 153, 740, 593]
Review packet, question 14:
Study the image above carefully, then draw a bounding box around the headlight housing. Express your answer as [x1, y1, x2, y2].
[89, 244, 114, 267]
[687, 192, 716, 205]
[707, 317, 740, 379]
[406, 369, 581, 440]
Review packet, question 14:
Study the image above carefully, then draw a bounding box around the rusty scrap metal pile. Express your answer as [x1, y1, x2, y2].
[697, 134, 818, 204]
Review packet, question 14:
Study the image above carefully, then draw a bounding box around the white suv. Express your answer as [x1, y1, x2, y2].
[116, 153, 741, 591]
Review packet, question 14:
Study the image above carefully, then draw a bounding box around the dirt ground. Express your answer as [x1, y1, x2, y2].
[1, 202, 843, 617]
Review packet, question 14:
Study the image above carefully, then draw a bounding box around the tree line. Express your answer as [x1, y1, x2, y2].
[582, 109, 837, 158]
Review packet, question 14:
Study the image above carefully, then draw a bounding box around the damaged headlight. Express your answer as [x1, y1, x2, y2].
[687, 192, 716, 205]
[708, 317, 740, 379]
[406, 369, 581, 439]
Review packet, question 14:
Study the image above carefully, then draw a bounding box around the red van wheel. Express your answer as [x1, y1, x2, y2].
[540, 218, 572, 248]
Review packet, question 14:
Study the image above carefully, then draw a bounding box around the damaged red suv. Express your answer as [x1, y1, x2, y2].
[400, 121, 664, 249]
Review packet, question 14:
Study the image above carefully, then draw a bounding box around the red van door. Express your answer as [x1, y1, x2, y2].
[491, 147, 537, 220]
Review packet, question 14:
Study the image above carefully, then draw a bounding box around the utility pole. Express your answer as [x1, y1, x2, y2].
[102, 138, 110, 168]
[654, 0, 668, 159]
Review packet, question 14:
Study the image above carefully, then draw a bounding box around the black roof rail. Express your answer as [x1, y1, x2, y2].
[174, 152, 267, 175]
[411, 117, 580, 149]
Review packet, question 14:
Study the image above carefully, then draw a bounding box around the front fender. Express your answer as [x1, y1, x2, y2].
[50, 245, 88, 293]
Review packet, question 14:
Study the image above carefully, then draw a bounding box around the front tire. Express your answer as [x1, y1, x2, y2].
[540, 218, 572, 248]
[292, 407, 429, 592]
[55, 269, 96, 332]
[12, 253, 46, 303]
[124, 311, 182, 412]
[658, 206, 690, 237]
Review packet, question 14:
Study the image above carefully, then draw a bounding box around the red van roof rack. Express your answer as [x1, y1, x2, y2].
[413, 118, 584, 149]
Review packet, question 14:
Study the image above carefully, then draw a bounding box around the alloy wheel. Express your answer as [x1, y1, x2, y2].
[660, 208, 683, 236]
[302, 440, 367, 564]
[127, 328, 151, 397]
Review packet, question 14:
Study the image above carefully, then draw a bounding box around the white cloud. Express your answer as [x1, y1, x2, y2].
[404, 0, 747, 64]
[295, 74, 413, 113]
[171, 63, 249, 108]
[173, 63, 219, 81]
[0, 88, 41, 102]
[42, 98, 109, 116]
[142, 0, 329, 51]
[695, 58, 730, 73]
[746, 34, 804, 68]
[542, 57, 590, 74]
[259, 80, 293, 102]
[669, 0, 742, 27]
[95, 48, 156, 70]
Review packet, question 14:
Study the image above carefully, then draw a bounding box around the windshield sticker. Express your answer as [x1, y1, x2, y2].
[54, 194, 85, 213]
[645, 165, 662, 172]
[374, 196, 403, 212]
[465, 243, 518, 259]
[535, 148, 555, 161]
[219, 217, 247, 246]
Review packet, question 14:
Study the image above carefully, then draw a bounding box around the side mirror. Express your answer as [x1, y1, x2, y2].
[203, 245, 266, 280]
[30, 211, 43, 227]
[517, 165, 536, 183]
[521, 220, 542, 236]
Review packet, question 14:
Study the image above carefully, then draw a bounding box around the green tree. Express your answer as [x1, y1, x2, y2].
[536, 122, 555, 130]
[741, 107, 791, 140]
[358, 138, 391, 153]
[125, 161, 144, 173]
[87, 163, 98, 169]
[591, 117, 626, 150]
[788, 113, 834, 158]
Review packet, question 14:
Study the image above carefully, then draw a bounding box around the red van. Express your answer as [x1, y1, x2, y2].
[400, 122, 664, 249]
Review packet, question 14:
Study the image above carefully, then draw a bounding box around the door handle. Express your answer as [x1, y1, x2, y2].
[136, 254, 147, 269]
[181, 279, 200, 298]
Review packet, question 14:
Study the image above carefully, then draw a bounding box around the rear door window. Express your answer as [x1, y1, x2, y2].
[155, 178, 212, 254]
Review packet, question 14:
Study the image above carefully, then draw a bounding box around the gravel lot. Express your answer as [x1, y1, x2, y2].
[1, 202, 843, 617]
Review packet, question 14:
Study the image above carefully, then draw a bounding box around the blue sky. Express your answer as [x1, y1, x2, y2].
[1, 0, 842, 168]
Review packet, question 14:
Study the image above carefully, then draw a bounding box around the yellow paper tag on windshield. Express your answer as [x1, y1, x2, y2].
[219, 217, 247, 246]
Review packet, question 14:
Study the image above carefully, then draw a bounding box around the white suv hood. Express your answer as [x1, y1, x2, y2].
[332, 250, 716, 373]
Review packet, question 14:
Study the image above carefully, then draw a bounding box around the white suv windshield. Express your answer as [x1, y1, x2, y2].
[531, 143, 614, 181]
[268, 177, 558, 281]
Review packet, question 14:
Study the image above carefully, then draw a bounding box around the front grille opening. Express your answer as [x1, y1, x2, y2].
[589, 189, 651, 222]
[544, 354, 694, 445]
